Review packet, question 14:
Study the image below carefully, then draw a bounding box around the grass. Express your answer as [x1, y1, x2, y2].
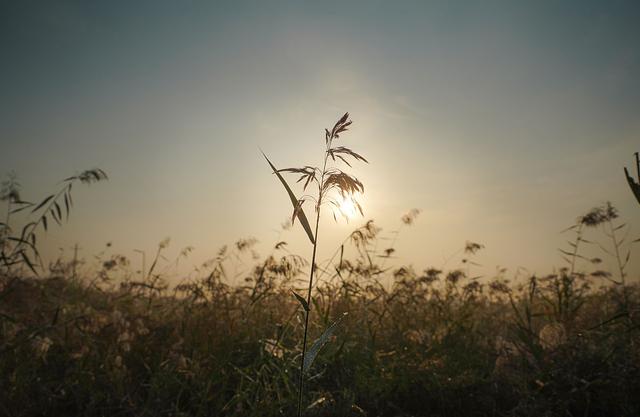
[0, 202, 639, 416]
[262, 112, 367, 416]
[0, 133, 639, 416]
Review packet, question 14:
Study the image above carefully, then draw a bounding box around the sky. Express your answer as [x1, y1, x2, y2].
[1, 0, 640, 284]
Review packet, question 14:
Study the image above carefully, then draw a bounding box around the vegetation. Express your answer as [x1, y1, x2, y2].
[624, 152, 640, 206]
[0, 139, 638, 416]
[1, 204, 639, 416]
[0, 168, 108, 276]
[262, 112, 367, 416]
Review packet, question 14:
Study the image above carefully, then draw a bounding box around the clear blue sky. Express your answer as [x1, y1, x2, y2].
[1, 0, 639, 282]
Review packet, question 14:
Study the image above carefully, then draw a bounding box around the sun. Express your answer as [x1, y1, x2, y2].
[338, 194, 359, 220]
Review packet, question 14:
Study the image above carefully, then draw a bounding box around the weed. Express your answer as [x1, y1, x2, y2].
[262, 113, 368, 416]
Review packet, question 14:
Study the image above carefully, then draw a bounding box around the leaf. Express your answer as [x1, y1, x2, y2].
[303, 312, 348, 373]
[10, 201, 34, 214]
[623, 250, 631, 268]
[42, 215, 48, 232]
[31, 194, 54, 213]
[50, 208, 62, 226]
[291, 199, 306, 227]
[262, 152, 315, 244]
[560, 224, 578, 233]
[20, 222, 35, 241]
[624, 167, 640, 205]
[64, 193, 70, 220]
[336, 155, 352, 167]
[20, 251, 39, 276]
[54, 201, 63, 222]
[355, 200, 363, 216]
[614, 223, 626, 231]
[7, 236, 36, 252]
[291, 290, 310, 312]
[68, 184, 74, 206]
[558, 249, 575, 257]
[329, 146, 368, 164]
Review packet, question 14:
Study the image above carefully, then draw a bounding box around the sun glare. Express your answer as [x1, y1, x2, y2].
[338, 194, 358, 220]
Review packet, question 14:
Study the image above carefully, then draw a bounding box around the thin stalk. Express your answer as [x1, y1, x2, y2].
[4, 198, 10, 229]
[1, 198, 10, 254]
[569, 223, 583, 276]
[607, 219, 630, 321]
[379, 227, 402, 271]
[296, 202, 321, 416]
[607, 219, 626, 286]
[297, 141, 331, 417]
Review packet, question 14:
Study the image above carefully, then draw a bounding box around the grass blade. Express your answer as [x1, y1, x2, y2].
[19, 251, 39, 275]
[291, 290, 310, 312]
[625, 167, 640, 204]
[303, 313, 347, 373]
[262, 152, 315, 244]
[31, 194, 54, 213]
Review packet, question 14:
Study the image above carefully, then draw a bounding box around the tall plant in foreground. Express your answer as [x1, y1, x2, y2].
[624, 152, 640, 206]
[262, 113, 367, 416]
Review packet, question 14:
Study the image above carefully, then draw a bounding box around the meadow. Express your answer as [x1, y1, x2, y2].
[1, 200, 639, 416]
[4, 2, 640, 415]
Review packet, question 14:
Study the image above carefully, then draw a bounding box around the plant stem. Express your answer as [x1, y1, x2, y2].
[607, 219, 630, 319]
[607, 219, 626, 286]
[569, 223, 583, 277]
[1, 199, 10, 254]
[297, 141, 331, 417]
[297, 201, 321, 416]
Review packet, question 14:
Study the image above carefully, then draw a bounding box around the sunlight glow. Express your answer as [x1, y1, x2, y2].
[338, 194, 358, 220]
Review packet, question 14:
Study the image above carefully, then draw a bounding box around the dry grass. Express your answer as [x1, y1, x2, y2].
[1, 203, 639, 416]
[1, 141, 639, 416]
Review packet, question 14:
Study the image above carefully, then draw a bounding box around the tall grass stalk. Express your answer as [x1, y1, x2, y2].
[262, 113, 367, 416]
[297, 161, 325, 416]
[0, 171, 21, 255]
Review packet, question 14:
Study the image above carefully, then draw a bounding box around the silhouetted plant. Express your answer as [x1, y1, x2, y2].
[577, 202, 632, 286]
[624, 152, 640, 205]
[378, 209, 421, 270]
[262, 113, 367, 416]
[0, 168, 108, 275]
[0, 171, 21, 253]
[0, 205, 638, 417]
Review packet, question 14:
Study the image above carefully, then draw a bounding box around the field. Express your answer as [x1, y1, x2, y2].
[4, 2, 640, 416]
[1, 203, 639, 417]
